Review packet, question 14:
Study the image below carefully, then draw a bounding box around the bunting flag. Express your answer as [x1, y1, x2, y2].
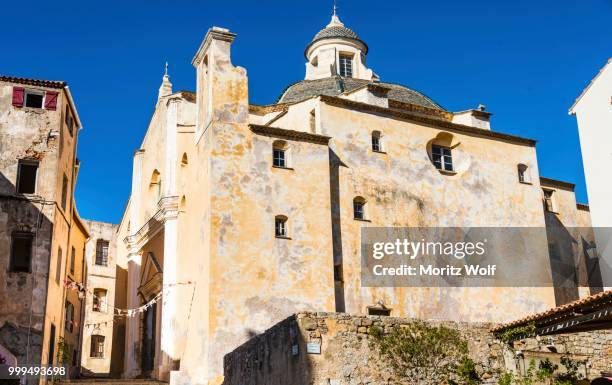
[65, 280, 193, 328]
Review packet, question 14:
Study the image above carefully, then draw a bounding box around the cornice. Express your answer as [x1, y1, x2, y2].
[249, 124, 331, 145]
[123, 195, 179, 251]
[320, 95, 537, 147]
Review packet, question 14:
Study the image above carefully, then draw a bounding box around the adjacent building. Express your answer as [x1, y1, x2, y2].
[570, 58, 612, 289]
[0, 75, 86, 376]
[79, 219, 125, 377]
[113, 13, 602, 385]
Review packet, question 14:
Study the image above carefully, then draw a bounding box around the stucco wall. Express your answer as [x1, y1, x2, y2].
[0, 79, 78, 368]
[81, 220, 119, 376]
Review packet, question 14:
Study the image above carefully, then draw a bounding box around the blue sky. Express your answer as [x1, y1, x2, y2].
[2, 0, 611, 223]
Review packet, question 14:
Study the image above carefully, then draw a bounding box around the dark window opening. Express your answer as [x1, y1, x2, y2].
[25, 92, 43, 108]
[16, 160, 39, 194]
[61, 174, 68, 212]
[70, 246, 76, 275]
[48, 324, 56, 365]
[95, 240, 109, 266]
[9, 232, 34, 272]
[275, 216, 287, 238]
[367, 307, 391, 316]
[55, 247, 62, 284]
[372, 135, 381, 152]
[353, 198, 366, 220]
[65, 105, 74, 136]
[273, 148, 286, 168]
[432, 145, 453, 171]
[90, 335, 105, 358]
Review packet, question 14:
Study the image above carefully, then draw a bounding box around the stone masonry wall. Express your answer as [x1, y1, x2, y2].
[223, 312, 612, 385]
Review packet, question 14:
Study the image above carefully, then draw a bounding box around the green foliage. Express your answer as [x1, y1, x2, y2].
[499, 356, 585, 385]
[499, 371, 515, 385]
[457, 357, 480, 385]
[497, 323, 536, 343]
[371, 320, 474, 385]
[56, 337, 72, 366]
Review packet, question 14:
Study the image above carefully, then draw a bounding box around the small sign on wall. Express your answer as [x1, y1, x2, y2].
[306, 342, 321, 354]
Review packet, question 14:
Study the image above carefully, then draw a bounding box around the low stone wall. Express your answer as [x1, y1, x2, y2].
[223, 312, 612, 385]
[222, 312, 504, 385]
[514, 330, 612, 378]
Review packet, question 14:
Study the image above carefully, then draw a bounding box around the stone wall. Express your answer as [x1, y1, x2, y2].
[223, 312, 612, 385]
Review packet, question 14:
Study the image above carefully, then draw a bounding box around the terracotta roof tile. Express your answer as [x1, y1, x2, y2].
[492, 289, 612, 332]
[0, 75, 66, 89]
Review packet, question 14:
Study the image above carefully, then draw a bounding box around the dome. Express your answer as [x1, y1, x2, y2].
[304, 14, 368, 58]
[277, 76, 444, 110]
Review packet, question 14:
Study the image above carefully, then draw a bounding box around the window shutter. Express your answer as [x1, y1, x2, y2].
[45, 91, 58, 110]
[12, 87, 25, 107]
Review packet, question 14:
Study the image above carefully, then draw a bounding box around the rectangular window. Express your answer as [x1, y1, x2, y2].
[70, 246, 76, 275]
[339, 54, 353, 77]
[16, 159, 39, 194]
[273, 149, 286, 168]
[275, 217, 287, 238]
[65, 301, 74, 333]
[55, 247, 62, 284]
[90, 335, 105, 358]
[65, 105, 74, 136]
[25, 90, 44, 108]
[353, 201, 365, 220]
[61, 174, 68, 212]
[48, 324, 56, 365]
[372, 136, 381, 152]
[93, 288, 107, 312]
[432, 145, 453, 171]
[95, 240, 109, 266]
[9, 232, 34, 272]
[367, 307, 391, 316]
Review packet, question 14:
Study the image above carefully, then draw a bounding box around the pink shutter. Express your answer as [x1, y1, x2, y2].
[12, 87, 24, 107]
[45, 91, 58, 110]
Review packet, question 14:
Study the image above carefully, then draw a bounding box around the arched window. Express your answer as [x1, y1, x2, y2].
[372, 131, 383, 152]
[353, 197, 367, 220]
[517, 164, 531, 183]
[275, 215, 288, 238]
[150, 169, 162, 199]
[181, 153, 188, 166]
[272, 140, 290, 168]
[93, 288, 107, 312]
[180, 195, 187, 212]
[90, 335, 105, 358]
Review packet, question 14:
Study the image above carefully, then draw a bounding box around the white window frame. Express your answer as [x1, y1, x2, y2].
[24, 89, 45, 109]
[339, 54, 353, 78]
[431, 145, 453, 172]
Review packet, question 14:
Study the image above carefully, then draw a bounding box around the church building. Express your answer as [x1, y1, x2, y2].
[114, 12, 596, 385]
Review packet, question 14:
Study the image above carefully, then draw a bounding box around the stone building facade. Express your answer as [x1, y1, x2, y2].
[114, 14, 601, 385]
[0, 75, 87, 373]
[80, 220, 125, 377]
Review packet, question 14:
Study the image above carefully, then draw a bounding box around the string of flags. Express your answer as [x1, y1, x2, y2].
[63, 278, 193, 329]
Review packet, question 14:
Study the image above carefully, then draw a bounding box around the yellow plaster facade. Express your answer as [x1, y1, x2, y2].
[113, 17, 599, 385]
